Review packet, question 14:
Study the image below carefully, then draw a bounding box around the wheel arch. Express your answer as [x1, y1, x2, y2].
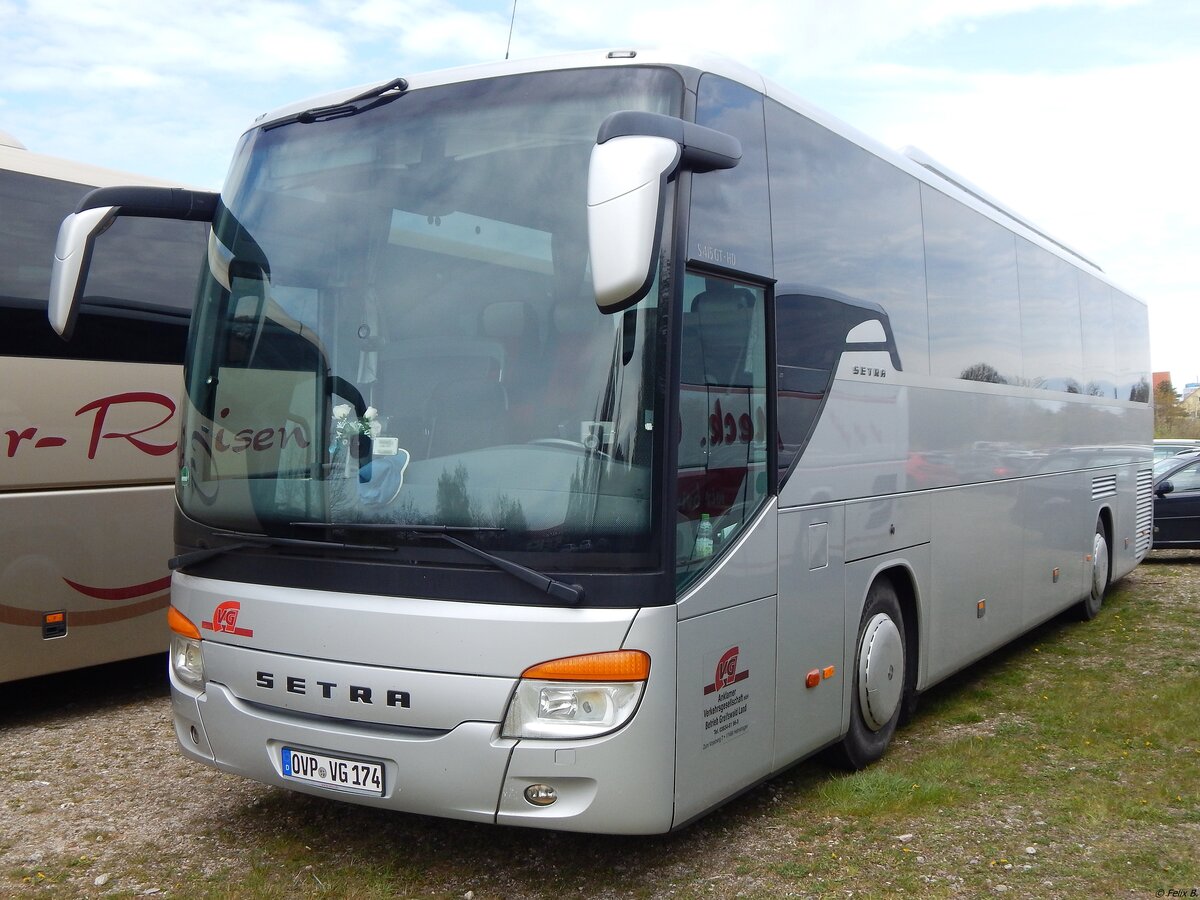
[872, 562, 921, 719]
[847, 556, 925, 706]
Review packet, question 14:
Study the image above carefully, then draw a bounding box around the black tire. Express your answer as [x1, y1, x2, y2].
[1077, 519, 1110, 621]
[827, 577, 907, 770]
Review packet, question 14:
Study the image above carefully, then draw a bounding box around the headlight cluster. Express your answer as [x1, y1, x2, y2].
[501, 650, 649, 740]
[167, 606, 205, 688]
[170, 634, 205, 687]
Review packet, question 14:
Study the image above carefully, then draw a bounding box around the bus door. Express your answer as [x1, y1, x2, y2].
[673, 271, 778, 824]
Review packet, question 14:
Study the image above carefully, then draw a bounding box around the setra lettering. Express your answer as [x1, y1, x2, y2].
[255, 672, 410, 707]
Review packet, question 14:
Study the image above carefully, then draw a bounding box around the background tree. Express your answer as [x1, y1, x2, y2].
[1156, 378, 1183, 437]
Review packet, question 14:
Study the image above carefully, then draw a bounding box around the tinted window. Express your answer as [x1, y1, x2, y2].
[689, 75, 771, 277]
[0, 169, 82, 307]
[775, 292, 897, 481]
[922, 185, 1021, 384]
[677, 272, 768, 590]
[0, 168, 206, 363]
[1015, 239, 1083, 391]
[1077, 272, 1116, 397]
[766, 100, 928, 374]
[1113, 290, 1151, 402]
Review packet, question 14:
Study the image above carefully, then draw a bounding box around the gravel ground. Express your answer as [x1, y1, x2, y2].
[2, 551, 1197, 898]
[0, 654, 266, 896]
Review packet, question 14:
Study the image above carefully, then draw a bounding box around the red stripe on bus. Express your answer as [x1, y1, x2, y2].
[62, 575, 172, 601]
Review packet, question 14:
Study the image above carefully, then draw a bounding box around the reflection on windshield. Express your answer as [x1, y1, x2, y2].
[179, 67, 681, 563]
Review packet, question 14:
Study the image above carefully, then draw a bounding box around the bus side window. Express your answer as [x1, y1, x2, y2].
[774, 291, 900, 483]
[775, 294, 845, 481]
[676, 272, 767, 589]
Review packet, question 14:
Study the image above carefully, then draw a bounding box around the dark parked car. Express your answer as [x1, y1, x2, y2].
[1153, 453, 1200, 549]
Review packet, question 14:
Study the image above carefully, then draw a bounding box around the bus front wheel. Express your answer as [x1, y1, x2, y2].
[1077, 519, 1109, 621]
[829, 577, 907, 770]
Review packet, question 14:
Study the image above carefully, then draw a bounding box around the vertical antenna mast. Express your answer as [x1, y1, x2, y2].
[505, 0, 517, 59]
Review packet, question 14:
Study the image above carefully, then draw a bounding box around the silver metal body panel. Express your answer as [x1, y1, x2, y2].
[778, 365, 1149, 695]
[845, 493, 931, 563]
[774, 504, 848, 768]
[172, 573, 636, 677]
[498, 606, 678, 833]
[673, 595, 777, 826]
[171, 574, 685, 833]
[202, 642, 515, 731]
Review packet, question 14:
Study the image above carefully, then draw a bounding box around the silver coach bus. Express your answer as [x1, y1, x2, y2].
[0, 135, 205, 683]
[49, 51, 1152, 832]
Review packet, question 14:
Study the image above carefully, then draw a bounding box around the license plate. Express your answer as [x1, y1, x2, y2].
[281, 747, 384, 795]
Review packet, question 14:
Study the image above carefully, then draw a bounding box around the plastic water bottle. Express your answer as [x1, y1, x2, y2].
[694, 513, 714, 558]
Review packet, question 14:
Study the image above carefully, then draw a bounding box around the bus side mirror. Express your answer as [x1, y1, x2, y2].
[588, 111, 741, 314]
[49, 206, 119, 339]
[48, 185, 218, 340]
[588, 135, 680, 313]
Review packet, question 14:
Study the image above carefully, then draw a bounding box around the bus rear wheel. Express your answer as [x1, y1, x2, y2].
[828, 577, 907, 770]
[1077, 519, 1109, 621]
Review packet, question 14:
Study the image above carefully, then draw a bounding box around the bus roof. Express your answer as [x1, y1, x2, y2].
[244, 48, 1140, 306]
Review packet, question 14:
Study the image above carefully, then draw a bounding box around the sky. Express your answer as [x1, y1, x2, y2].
[2, 0, 1196, 387]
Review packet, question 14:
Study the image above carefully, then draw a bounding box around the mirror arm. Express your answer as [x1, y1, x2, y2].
[48, 186, 219, 340]
[75, 185, 219, 221]
[596, 111, 742, 173]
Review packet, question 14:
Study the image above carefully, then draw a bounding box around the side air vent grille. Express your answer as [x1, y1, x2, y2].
[1091, 474, 1118, 501]
[1135, 468, 1154, 558]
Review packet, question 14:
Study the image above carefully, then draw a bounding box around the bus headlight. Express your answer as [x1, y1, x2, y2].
[167, 606, 204, 689]
[170, 634, 205, 688]
[501, 650, 649, 740]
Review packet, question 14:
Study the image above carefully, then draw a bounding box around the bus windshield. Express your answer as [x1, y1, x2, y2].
[179, 67, 682, 565]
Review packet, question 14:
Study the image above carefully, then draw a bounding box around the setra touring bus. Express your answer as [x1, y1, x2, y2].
[1, 132, 206, 683]
[49, 50, 1152, 832]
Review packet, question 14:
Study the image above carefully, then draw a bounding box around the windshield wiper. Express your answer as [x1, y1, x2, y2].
[292, 522, 585, 605]
[169, 531, 395, 570]
[265, 77, 409, 130]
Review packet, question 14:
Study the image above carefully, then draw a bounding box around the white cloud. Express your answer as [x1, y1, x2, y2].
[3, 0, 350, 91]
[344, 0, 512, 62]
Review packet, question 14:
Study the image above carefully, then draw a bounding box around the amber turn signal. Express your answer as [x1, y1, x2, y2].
[521, 650, 650, 682]
[167, 606, 201, 640]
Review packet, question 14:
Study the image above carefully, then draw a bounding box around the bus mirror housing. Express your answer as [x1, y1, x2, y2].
[49, 186, 218, 339]
[49, 206, 119, 339]
[588, 111, 741, 313]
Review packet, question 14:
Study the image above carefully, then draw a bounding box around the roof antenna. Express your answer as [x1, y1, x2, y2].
[505, 0, 517, 59]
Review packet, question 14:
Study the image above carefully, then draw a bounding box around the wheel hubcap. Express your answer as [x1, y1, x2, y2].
[858, 613, 904, 731]
[1092, 532, 1109, 600]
